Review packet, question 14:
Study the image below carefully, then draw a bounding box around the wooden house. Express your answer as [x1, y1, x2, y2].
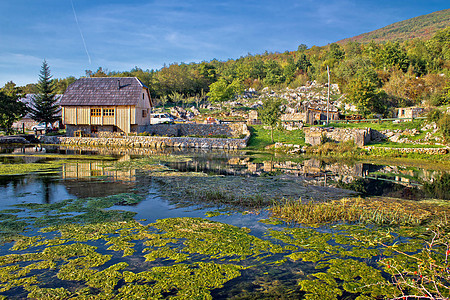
[60, 77, 152, 136]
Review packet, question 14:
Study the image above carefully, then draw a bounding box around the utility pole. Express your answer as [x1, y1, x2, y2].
[327, 65, 330, 126]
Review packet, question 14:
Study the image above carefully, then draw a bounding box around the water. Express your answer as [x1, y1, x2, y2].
[0, 145, 447, 299]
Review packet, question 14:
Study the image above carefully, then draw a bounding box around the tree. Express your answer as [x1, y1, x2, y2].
[207, 78, 243, 108]
[0, 82, 27, 135]
[258, 97, 283, 143]
[29, 61, 60, 133]
[345, 78, 378, 117]
[159, 95, 169, 111]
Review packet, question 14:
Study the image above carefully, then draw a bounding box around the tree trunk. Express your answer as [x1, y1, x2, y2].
[271, 126, 274, 143]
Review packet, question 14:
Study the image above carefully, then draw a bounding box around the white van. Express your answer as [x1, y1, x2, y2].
[150, 113, 174, 125]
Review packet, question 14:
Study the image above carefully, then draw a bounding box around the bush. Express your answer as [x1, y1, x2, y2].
[427, 109, 443, 123]
[438, 113, 450, 143]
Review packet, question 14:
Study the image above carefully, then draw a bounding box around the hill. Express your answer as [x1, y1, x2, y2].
[337, 8, 450, 44]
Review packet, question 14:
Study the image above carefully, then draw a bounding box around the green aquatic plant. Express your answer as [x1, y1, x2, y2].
[0, 217, 280, 299]
[146, 217, 283, 261]
[0, 193, 144, 244]
[299, 258, 400, 299]
[0, 160, 65, 175]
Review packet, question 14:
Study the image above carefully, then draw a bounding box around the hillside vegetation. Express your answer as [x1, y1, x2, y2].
[337, 9, 450, 44]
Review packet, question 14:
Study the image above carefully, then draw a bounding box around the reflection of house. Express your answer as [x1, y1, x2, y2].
[60, 77, 153, 136]
[12, 94, 62, 130]
[62, 161, 135, 182]
[397, 107, 424, 119]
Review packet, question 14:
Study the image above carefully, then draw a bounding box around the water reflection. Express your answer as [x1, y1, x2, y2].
[0, 145, 447, 201]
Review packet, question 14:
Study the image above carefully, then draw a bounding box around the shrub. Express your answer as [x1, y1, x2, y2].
[438, 113, 450, 143]
[427, 109, 443, 123]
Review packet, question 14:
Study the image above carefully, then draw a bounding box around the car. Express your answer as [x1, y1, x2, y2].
[150, 113, 174, 125]
[31, 122, 53, 132]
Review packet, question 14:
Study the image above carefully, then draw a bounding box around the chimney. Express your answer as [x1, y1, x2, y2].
[117, 79, 121, 90]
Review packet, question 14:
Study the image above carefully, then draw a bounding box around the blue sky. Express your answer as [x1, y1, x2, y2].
[0, 0, 448, 86]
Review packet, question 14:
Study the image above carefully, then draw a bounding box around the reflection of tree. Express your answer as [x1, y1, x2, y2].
[41, 176, 51, 204]
[423, 173, 450, 200]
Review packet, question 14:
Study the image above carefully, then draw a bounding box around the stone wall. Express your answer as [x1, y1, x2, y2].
[365, 146, 449, 155]
[40, 124, 251, 150]
[139, 123, 245, 138]
[304, 127, 372, 147]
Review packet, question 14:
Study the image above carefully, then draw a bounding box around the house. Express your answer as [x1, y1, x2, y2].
[12, 94, 62, 131]
[60, 77, 152, 136]
[397, 107, 424, 119]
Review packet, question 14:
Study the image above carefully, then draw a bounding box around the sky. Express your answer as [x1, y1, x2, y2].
[0, 0, 448, 87]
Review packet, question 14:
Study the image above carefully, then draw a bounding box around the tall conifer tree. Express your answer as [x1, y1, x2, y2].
[30, 60, 60, 132]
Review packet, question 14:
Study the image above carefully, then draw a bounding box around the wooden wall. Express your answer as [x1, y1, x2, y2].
[62, 106, 138, 133]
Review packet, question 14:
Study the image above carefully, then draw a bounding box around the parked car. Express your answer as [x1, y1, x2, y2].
[31, 122, 53, 132]
[150, 113, 174, 125]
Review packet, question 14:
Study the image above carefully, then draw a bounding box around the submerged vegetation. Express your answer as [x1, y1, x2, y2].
[0, 149, 450, 298]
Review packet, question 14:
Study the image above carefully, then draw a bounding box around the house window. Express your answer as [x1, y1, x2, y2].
[103, 108, 115, 117]
[91, 108, 101, 117]
[142, 109, 147, 118]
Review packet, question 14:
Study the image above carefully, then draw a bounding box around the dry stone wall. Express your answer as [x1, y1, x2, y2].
[138, 123, 245, 138]
[40, 124, 251, 150]
[304, 127, 372, 146]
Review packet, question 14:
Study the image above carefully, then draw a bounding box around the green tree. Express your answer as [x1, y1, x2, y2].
[207, 78, 243, 108]
[159, 95, 169, 111]
[0, 83, 27, 135]
[345, 78, 377, 117]
[438, 113, 450, 143]
[29, 61, 61, 132]
[258, 97, 283, 143]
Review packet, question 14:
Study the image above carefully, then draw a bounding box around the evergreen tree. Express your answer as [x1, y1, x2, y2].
[29, 60, 60, 132]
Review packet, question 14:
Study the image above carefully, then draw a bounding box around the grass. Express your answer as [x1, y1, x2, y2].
[325, 119, 424, 131]
[269, 197, 446, 226]
[247, 125, 306, 150]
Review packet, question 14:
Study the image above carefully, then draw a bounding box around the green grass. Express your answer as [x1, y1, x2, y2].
[325, 120, 423, 131]
[247, 125, 305, 150]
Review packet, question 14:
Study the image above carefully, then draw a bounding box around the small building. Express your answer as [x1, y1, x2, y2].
[60, 77, 152, 136]
[12, 94, 62, 131]
[306, 108, 339, 125]
[247, 110, 261, 125]
[397, 107, 424, 119]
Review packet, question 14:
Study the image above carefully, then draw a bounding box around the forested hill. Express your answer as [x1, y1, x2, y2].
[337, 8, 450, 44]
